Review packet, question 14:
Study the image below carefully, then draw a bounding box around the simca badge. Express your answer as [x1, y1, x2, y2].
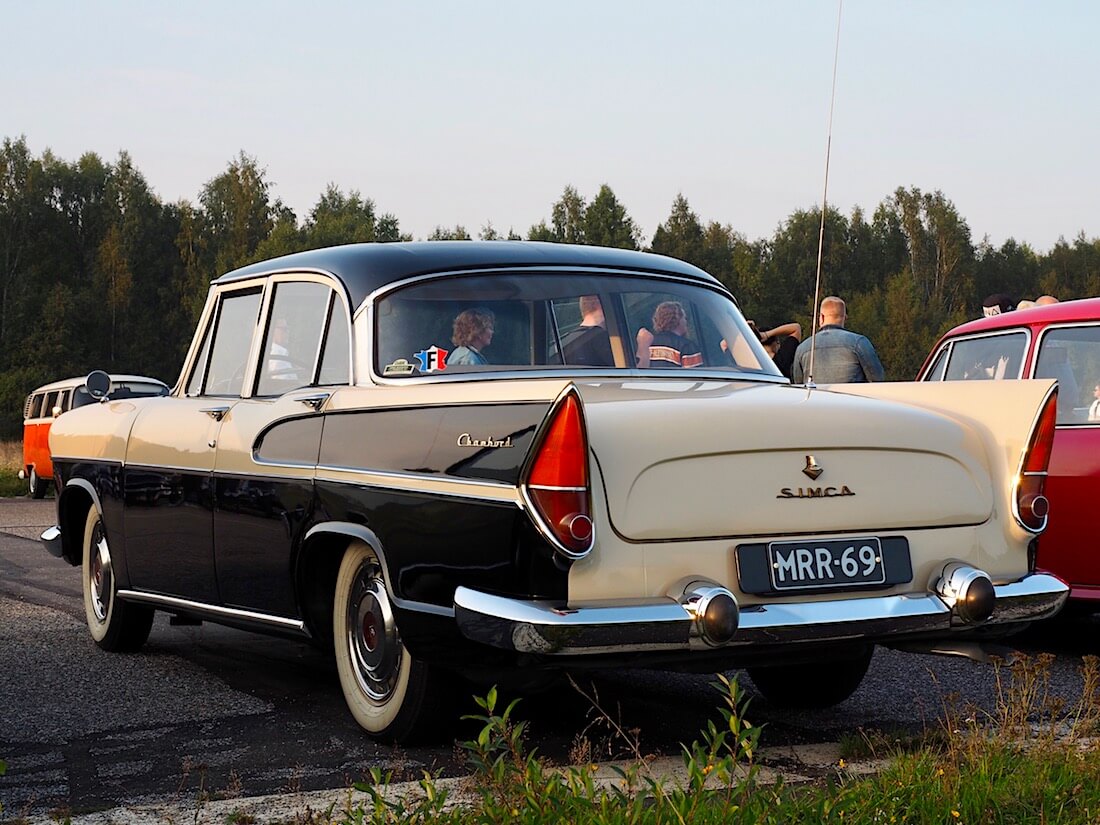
[802, 455, 823, 480]
[383, 358, 416, 376]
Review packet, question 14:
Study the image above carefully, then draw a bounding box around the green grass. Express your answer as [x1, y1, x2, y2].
[0, 468, 28, 497]
[287, 655, 1100, 824]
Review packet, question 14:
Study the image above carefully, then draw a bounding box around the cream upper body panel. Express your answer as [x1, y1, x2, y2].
[48, 398, 149, 463]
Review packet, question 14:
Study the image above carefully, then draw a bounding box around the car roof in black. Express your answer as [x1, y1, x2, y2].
[214, 241, 724, 309]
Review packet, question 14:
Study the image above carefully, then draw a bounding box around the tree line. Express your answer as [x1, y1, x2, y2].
[2, 135, 1098, 437]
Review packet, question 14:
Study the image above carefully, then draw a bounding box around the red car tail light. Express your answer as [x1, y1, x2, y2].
[1015, 388, 1057, 532]
[525, 390, 593, 559]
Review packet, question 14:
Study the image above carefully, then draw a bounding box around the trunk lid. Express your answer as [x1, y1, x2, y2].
[577, 379, 1052, 542]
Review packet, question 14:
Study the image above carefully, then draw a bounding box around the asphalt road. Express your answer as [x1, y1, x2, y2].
[2, 497, 1099, 819]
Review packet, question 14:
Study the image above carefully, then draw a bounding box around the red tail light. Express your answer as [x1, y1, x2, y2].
[1016, 389, 1057, 532]
[525, 392, 593, 559]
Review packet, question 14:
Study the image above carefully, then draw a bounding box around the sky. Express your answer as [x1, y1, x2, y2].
[4, 1, 1098, 253]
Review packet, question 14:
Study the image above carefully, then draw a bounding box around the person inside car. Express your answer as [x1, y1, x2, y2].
[647, 301, 703, 369]
[450, 308, 495, 366]
[561, 295, 613, 366]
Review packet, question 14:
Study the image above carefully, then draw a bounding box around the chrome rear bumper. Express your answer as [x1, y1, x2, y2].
[453, 572, 1069, 656]
[41, 525, 63, 559]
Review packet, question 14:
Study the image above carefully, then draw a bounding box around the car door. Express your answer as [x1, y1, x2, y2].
[1030, 323, 1100, 595]
[123, 285, 264, 603]
[212, 277, 352, 617]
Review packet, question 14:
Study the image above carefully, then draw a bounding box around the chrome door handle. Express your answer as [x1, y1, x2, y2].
[201, 406, 230, 421]
[298, 393, 330, 411]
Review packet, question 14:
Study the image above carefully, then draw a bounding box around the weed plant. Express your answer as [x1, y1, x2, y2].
[316, 654, 1100, 825]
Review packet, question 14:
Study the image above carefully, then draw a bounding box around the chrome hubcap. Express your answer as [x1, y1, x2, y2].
[89, 522, 113, 623]
[347, 560, 401, 703]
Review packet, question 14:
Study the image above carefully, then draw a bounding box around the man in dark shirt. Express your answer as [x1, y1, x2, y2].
[561, 295, 614, 366]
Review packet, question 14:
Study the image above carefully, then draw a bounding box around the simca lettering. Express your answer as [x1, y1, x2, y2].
[777, 485, 855, 499]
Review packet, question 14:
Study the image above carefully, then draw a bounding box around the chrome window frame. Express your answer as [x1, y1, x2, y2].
[358, 266, 786, 387]
[176, 270, 355, 400]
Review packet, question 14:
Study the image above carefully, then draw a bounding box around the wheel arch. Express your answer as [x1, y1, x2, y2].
[57, 478, 101, 566]
[297, 522, 393, 650]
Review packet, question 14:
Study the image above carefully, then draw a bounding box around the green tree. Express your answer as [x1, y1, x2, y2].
[199, 152, 275, 274]
[428, 224, 471, 240]
[583, 184, 639, 249]
[650, 194, 706, 266]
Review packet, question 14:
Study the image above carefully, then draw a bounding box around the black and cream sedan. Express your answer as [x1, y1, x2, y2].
[43, 241, 1068, 741]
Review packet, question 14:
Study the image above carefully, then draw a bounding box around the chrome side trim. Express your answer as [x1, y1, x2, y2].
[453, 573, 1069, 655]
[116, 590, 307, 633]
[315, 467, 521, 504]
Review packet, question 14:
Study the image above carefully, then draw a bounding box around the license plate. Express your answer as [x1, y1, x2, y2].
[767, 537, 885, 592]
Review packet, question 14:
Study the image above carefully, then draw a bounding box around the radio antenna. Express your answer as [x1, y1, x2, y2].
[806, 0, 844, 388]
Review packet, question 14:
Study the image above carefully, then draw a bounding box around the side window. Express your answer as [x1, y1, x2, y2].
[57, 390, 71, 414]
[922, 347, 948, 381]
[255, 281, 332, 397]
[42, 391, 58, 417]
[185, 319, 213, 397]
[317, 298, 351, 385]
[942, 332, 1027, 381]
[28, 393, 43, 419]
[205, 289, 263, 397]
[1035, 326, 1100, 424]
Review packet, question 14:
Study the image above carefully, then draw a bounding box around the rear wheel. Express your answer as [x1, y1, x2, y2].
[747, 645, 874, 708]
[82, 507, 154, 651]
[333, 541, 443, 742]
[28, 467, 49, 499]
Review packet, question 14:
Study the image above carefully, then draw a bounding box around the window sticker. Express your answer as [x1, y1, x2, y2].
[414, 346, 449, 373]
[383, 358, 417, 376]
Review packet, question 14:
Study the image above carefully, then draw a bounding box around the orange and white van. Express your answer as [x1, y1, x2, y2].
[21, 374, 168, 497]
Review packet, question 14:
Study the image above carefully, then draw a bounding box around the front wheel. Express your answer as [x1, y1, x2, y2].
[747, 645, 874, 708]
[333, 541, 442, 742]
[82, 508, 154, 652]
[29, 467, 49, 499]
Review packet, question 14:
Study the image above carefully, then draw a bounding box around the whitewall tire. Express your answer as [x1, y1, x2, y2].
[333, 541, 440, 742]
[81, 507, 153, 652]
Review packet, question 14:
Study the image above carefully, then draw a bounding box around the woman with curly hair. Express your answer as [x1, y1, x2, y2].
[450, 308, 495, 366]
[646, 301, 703, 368]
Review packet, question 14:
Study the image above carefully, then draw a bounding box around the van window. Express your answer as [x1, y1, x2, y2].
[28, 393, 44, 419]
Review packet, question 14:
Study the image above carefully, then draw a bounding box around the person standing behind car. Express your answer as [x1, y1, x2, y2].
[755, 321, 802, 380]
[792, 296, 884, 384]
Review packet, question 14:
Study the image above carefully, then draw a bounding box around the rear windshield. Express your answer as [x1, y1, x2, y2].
[374, 272, 779, 379]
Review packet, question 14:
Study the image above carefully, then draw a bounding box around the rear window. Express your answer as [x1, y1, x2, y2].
[374, 272, 778, 379]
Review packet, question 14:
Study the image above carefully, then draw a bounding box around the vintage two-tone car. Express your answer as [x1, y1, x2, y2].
[918, 298, 1100, 610]
[42, 241, 1068, 742]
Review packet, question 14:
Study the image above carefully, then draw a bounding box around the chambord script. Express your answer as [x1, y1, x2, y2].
[777, 486, 855, 499]
[457, 433, 514, 448]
